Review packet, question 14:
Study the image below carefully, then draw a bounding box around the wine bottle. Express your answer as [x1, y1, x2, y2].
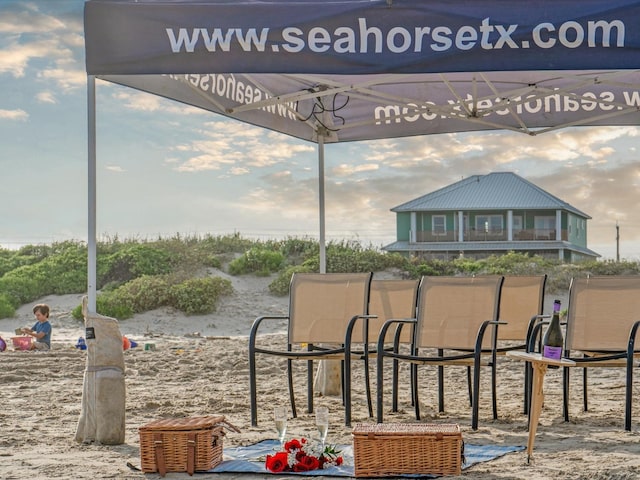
[542, 299, 563, 363]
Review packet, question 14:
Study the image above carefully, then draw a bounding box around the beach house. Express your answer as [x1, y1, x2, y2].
[383, 172, 599, 262]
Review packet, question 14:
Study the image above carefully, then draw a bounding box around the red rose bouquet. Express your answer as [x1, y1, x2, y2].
[265, 437, 343, 473]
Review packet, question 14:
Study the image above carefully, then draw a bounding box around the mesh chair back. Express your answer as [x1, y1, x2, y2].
[498, 275, 546, 341]
[415, 276, 503, 350]
[288, 272, 372, 344]
[353, 279, 419, 344]
[566, 276, 640, 352]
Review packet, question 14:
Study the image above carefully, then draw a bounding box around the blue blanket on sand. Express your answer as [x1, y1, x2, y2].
[209, 439, 524, 477]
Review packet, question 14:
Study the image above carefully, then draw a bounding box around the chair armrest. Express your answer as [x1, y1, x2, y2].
[526, 314, 549, 353]
[249, 315, 289, 344]
[628, 320, 640, 356]
[474, 319, 507, 353]
[376, 318, 417, 355]
[345, 314, 377, 346]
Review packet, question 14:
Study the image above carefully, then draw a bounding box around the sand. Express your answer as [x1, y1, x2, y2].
[0, 271, 639, 480]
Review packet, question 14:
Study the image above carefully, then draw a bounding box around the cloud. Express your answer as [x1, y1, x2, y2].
[105, 165, 126, 173]
[36, 91, 56, 104]
[171, 121, 314, 172]
[0, 39, 54, 77]
[39, 67, 85, 91]
[0, 108, 27, 120]
[0, 3, 86, 94]
[110, 89, 208, 116]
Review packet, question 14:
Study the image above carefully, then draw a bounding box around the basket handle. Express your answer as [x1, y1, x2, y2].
[219, 420, 241, 433]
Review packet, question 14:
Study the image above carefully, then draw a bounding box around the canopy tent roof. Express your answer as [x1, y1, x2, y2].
[85, 0, 640, 142]
[83, 0, 640, 310]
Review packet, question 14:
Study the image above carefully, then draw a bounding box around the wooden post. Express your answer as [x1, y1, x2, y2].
[314, 359, 342, 396]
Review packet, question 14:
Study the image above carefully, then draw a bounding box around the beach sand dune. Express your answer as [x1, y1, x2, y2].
[1, 273, 639, 479]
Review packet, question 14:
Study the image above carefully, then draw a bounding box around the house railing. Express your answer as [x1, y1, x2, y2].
[414, 228, 567, 243]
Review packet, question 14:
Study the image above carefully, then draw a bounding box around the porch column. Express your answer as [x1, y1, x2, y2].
[555, 210, 562, 240]
[507, 210, 513, 241]
[410, 212, 417, 243]
[458, 211, 464, 242]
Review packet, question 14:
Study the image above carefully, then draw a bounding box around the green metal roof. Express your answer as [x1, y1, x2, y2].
[391, 172, 590, 218]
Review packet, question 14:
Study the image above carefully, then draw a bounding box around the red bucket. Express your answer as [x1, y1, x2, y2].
[11, 336, 33, 351]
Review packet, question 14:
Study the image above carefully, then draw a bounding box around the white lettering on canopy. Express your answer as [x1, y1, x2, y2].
[166, 17, 625, 55]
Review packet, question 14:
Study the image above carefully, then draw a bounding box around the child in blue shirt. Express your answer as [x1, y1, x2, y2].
[21, 303, 52, 351]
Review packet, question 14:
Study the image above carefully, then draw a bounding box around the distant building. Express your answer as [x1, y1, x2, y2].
[383, 172, 599, 262]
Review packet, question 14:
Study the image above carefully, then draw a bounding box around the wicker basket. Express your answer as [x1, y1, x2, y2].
[352, 423, 463, 477]
[139, 415, 237, 477]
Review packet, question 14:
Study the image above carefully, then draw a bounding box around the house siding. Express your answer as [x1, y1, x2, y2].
[396, 212, 411, 242]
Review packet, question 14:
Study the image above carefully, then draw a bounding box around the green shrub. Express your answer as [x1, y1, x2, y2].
[196, 232, 257, 254]
[96, 292, 135, 319]
[299, 241, 410, 274]
[0, 294, 15, 318]
[228, 248, 285, 275]
[405, 258, 457, 278]
[120, 275, 173, 313]
[169, 277, 233, 315]
[99, 244, 172, 287]
[269, 265, 315, 296]
[203, 255, 222, 269]
[71, 304, 83, 320]
[0, 269, 45, 306]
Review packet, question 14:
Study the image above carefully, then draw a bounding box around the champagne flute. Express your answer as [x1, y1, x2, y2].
[274, 407, 288, 449]
[315, 406, 329, 451]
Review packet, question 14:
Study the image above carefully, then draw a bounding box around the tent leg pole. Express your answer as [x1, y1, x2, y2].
[318, 132, 326, 274]
[87, 75, 97, 314]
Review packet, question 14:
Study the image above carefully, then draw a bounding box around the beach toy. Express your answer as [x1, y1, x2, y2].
[122, 335, 131, 351]
[129, 339, 138, 348]
[76, 337, 87, 350]
[0, 336, 6, 352]
[12, 336, 33, 351]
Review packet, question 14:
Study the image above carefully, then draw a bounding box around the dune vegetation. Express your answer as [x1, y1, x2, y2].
[1, 233, 639, 320]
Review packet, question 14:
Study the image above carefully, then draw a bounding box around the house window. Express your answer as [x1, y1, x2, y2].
[432, 215, 446, 235]
[534, 216, 556, 239]
[475, 215, 503, 233]
[512, 216, 523, 232]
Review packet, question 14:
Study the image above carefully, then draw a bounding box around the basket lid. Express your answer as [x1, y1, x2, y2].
[352, 423, 461, 436]
[139, 415, 226, 432]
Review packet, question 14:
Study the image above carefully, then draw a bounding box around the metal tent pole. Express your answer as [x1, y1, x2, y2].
[318, 131, 326, 274]
[87, 75, 97, 313]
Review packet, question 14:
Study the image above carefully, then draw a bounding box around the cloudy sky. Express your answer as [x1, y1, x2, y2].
[2, 1, 640, 260]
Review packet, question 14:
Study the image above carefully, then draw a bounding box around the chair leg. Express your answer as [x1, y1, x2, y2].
[376, 352, 385, 423]
[410, 363, 416, 407]
[288, 359, 297, 418]
[392, 358, 399, 412]
[364, 355, 373, 418]
[625, 358, 633, 431]
[438, 351, 445, 413]
[524, 362, 531, 415]
[491, 360, 498, 420]
[466, 366, 473, 407]
[344, 355, 352, 427]
[413, 363, 421, 420]
[562, 366, 570, 422]
[472, 360, 481, 430]
[583, 367, 588, 412]
[306, 359, 314, 414]
[249, 344, 259, 427]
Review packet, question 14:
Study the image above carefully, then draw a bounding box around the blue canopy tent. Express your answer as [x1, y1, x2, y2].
[83, 0, 640, 313]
